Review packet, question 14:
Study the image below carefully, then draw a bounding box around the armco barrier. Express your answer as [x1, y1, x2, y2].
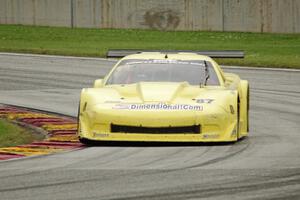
[0, 0, 299, 33]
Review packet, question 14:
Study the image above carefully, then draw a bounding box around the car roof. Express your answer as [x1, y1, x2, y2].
[121, 52, 215, 62]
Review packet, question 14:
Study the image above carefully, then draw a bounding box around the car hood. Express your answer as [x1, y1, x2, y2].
[115, 82, 196, 102]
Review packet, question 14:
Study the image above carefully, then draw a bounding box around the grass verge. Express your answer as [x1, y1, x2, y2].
[0, 25, 299, 68]
[0, 119, 43, 148]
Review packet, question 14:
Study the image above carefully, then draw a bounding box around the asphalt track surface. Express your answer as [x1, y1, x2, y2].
[0, 53, 299, 200]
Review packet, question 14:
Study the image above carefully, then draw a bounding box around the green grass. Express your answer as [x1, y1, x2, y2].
[0, 119, 43, 147]
[0, 25, 299, 68]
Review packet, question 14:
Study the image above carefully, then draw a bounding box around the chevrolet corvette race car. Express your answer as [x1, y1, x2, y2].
[78, 50, 249, 144]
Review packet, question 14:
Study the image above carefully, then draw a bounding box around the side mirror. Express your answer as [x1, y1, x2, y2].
[93, 79, 103, 88]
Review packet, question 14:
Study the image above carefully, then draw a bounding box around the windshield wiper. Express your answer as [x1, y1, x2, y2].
[204, 61, 210, 86]
[200, 61, 210, 87]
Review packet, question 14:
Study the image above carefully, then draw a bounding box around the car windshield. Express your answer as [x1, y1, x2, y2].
[106, 59, 220, 85]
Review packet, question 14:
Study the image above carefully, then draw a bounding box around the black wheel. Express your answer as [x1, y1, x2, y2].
[246, 85, 250, 132]
[77, 102, 80, 134]
[237, 97, 240, 140]
[79, 137, 94, 146]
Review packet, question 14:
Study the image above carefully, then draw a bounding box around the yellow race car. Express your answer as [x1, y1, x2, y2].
[78, 50, 249, 144]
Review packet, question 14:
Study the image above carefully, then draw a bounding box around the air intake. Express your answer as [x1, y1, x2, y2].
[111, 124, 201, 134]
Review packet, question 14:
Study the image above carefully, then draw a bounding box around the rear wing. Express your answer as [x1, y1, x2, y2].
[106, 49, 244, 58]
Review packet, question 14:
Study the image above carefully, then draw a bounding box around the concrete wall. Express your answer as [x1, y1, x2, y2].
[0, 0, 71, 26]
[0, 0, 299, 33]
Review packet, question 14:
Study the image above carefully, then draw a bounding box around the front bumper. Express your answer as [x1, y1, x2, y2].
[78, 106, 238, 142]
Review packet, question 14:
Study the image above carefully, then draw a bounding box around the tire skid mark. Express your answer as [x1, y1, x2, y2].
[136, 148, 192, 168]
[252, 88, 300, 95]
[66, 148, 125, 168]
[0, 77, 84, 89]
[102, 170, 300, 200]
[0, 105, 83, 160]
[151, 146, 213, 169]
[0, 169, 155, 193]
[178, 139, 250, 169]
[0, 74, 91, 86]
[0, 68, 99, 78]
[79, 148, 142, 168]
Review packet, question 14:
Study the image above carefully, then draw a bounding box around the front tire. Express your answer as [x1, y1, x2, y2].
[79, 137, 94, 146]
[77, 102, 80, 135]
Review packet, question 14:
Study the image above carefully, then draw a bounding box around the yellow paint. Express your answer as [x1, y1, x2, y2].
[47, 135, 79, 142]
[42, 124, 77, 131]
[7, 113, 51, 120]
[0, 147, 63, 156]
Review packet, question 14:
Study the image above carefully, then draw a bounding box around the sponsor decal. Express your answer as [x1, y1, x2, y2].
[230, 105, 235, 114]
[104, 100, 121, 103]
[196, 99, 214, 104]
[231, 129, 237, 137]
[94, 132, 109, 138]
[124, 59, 205, 66]
[113, 103, 203, 111]
[203, 134, 219, 139]
[113, 104, 131, 109]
